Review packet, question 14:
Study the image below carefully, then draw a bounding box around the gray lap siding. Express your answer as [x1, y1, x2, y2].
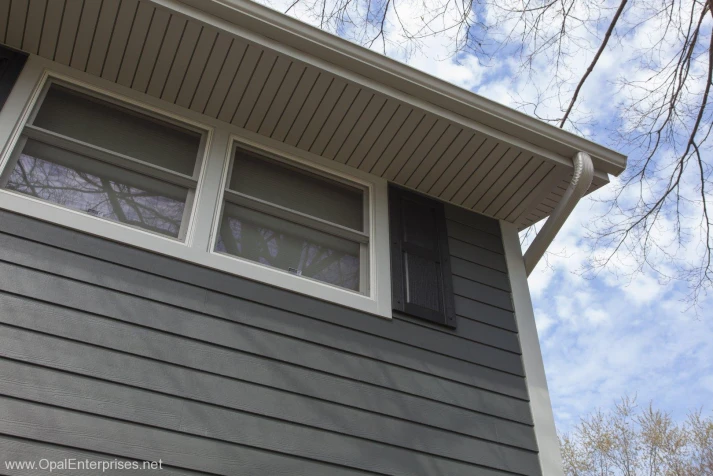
[0, 205, 540, 475]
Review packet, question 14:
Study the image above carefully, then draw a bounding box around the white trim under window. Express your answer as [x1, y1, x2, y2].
[0, 55, 392, 318]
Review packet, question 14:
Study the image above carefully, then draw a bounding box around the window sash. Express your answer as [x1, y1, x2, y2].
[223, 189, 368, 244]
[22, 125, 197, 188]
[3, 138, 191, 238]
[229, 148, 365, 231]
[216, 202, 362, 292]
[1, 80, 206, 241]
[218, 142, 371, 294]
[32, 83, 203, 177]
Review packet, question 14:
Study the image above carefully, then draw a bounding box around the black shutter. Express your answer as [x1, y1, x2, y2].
[389, 185, 456, 327]
[0, 46, 28, 112]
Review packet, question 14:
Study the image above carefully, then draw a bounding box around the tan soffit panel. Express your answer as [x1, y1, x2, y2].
[1, 0, 619, 228]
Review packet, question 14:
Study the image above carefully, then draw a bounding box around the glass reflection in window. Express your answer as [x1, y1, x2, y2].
[4, 140, 188, 237]
[216, 203, 360, 291]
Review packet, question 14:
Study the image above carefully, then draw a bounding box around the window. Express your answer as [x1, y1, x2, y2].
[0, 60, 391, 318]
[214, 145, 369, 294]
[0, 81, 205, 239]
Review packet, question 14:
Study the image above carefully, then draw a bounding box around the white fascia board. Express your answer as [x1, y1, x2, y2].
[155, 0, 627, 176]
[501, 221, 564, 475]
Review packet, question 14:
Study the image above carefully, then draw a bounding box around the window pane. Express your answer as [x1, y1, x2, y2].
[229, 149, 364, 231]
[33, 84, 201, 176]
[3, 139, 188, 237]
[216, 203, 361, 291]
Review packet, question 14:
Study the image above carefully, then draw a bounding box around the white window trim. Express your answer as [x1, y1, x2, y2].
[0, 55, 392, 319]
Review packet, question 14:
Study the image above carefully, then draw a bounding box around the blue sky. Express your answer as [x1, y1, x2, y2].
[258, 0, 713, 434]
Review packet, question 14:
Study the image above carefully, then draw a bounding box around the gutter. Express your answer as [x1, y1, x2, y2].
[523, 152, 594, 276]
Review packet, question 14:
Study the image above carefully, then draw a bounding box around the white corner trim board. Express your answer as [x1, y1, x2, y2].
[523, 151, 594, 276]
[501, 221, 564, 476]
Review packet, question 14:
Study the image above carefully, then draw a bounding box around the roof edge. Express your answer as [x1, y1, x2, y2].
[168, 0, 627, 176]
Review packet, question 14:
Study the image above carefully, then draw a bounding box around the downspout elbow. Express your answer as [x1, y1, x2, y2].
[523, 151, 594, 276]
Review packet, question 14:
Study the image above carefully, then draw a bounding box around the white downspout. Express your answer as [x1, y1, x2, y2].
[523, 151, 594, 276]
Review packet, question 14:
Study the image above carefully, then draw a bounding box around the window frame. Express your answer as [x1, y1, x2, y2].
[0, 55, 392, 319]
[212, 137, 372, 295]
[0, 78, 209, 241]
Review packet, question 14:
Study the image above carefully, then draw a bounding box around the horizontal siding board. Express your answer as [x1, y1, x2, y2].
[455, 296, 518, 332]
[453, 276, 514, 311]
[0, 396, 371, 476]
[0, 324, 535, 444]
[0, 358, 183, 429]
[0, 357, 537, 458]
[0, 435, 201, 476]
[0, 206, 539, 470]
[209, 291, 526, 378]
[177, 398, 537, 475]
[0, 220, 527, 389]
[449, 238, 508, 273]
[447, 219, 504, 254]
[450, 256, 511, 292]
[394, 313, 520, 354]
[0, 259, 526, 400]
[445, 204, 501, 235]
[0, 359, 536, 474]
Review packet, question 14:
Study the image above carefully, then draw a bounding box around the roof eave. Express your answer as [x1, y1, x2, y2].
[160, 0, 627, 177]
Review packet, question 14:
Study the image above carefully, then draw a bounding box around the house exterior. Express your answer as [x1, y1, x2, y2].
[0, 1, 626, 475]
